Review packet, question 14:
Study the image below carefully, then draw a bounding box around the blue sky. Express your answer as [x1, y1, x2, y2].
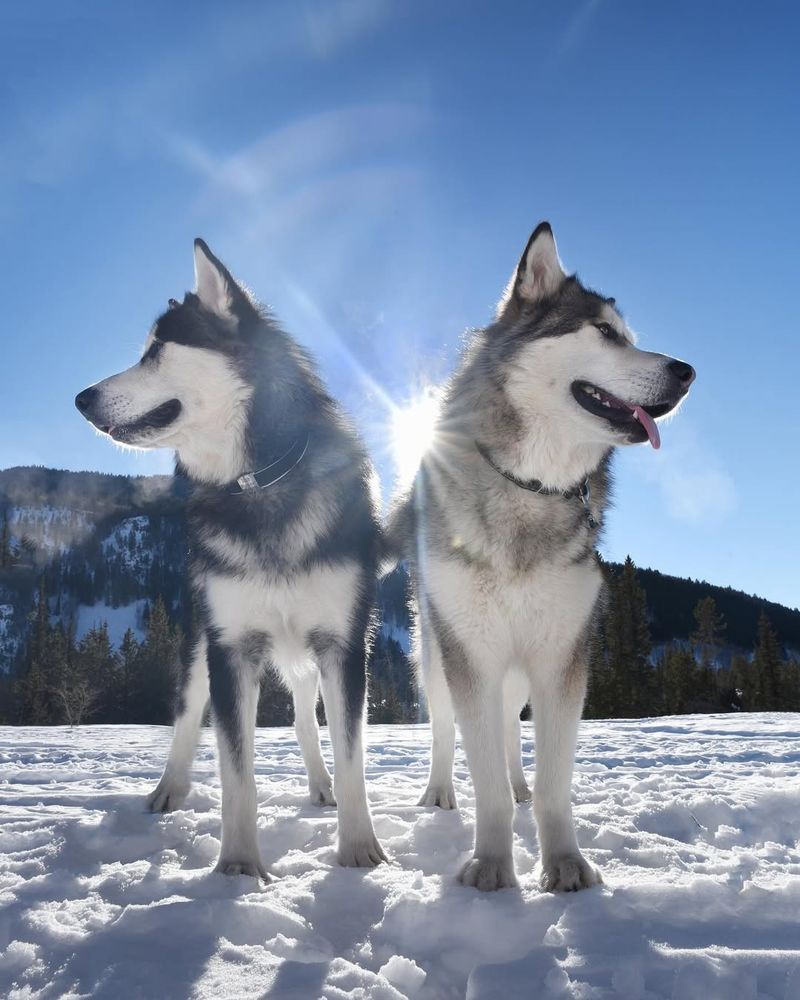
[1, 1, 798, 609]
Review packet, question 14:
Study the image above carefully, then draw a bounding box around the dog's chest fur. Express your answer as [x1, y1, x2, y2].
[411, 464, 606, 671]
[189, 486, 370, 677]
[203, 559, 360, 674]
[428, 550, 602, 669]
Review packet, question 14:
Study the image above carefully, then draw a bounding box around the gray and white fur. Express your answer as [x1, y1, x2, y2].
[387, 222, 694, 892]
[75, 240, 386, 879]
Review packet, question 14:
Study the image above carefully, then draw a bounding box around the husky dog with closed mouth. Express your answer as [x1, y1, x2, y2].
[388, 222, 694, 892]
[75, 240, 386, 879]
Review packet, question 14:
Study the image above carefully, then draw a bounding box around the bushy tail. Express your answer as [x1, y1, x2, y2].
[379, 493, 414, 578]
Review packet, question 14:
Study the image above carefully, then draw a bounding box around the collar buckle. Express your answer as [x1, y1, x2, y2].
[577, 480, 597, 528]
[228, 433, 310, 496]
[236, 472, 260, 492]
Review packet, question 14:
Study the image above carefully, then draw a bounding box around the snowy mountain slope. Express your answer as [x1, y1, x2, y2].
[7, 505, 94, 555]
[2, 715, 800, 999]
[0, 467, 185, 666]
[100, 516, 154, 574]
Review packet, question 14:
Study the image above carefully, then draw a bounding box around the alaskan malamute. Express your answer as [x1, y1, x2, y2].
[388, 222, 694, 891]
[76, 240, 386, 879]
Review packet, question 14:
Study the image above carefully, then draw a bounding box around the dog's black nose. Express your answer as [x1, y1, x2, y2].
[668, 359, 695, 387]
[75, 387, 98, 414]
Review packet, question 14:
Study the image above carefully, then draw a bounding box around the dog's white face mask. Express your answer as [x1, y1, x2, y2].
[75, 241, 252, 455]
[498, 224, 695, 453]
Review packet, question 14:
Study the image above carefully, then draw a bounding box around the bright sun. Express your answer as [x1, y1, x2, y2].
[391, 389, 440, 486]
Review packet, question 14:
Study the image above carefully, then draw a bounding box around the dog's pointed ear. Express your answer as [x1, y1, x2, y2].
[514, 222, 566, 302]
[193, 238, 240, 322]
[498, 223, 566, 318]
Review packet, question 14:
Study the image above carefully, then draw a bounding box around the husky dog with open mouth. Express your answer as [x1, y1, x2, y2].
[76, 240, 386, 879]
[387, 222, 694, 892]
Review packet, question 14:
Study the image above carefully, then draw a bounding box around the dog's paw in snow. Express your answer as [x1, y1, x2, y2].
[215, 857, 275, 882]
[418, 782, 458, 810]
[539, 853, 602, 893]
[338, 835, 388, 868]
[146, 778, 189, 814]
[512, 781, 532, 804]
[458, 855, 519, 891]
[308, 778, 336, 807]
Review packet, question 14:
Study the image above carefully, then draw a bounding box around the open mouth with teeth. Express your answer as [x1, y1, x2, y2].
[570, 381, 677, 449]
[97, 398, 182, 443]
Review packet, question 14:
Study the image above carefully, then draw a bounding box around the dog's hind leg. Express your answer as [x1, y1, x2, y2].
[530, 654, 602, 893]
[504, 671, 531, 804]
[291, 670, 335, 807]
[315, 632, 386, 867]
[417, 621, 458, 809]
[147, 634, 209, 813]
[208, 636, 271, 881]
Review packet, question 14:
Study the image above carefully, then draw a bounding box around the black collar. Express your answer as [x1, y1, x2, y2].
[227, 433, 310, 496]
[475, 441, 597, 528]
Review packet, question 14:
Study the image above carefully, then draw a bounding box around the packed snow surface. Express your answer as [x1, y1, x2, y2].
[2, 715, 800, 999]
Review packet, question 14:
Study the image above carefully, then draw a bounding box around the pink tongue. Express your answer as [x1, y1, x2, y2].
[633, 405, 660, 450]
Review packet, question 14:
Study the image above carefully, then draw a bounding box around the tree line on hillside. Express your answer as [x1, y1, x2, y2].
[583, 557, 800, 718]
[2, 558, 797, 727]
[0, 582, 417, 727]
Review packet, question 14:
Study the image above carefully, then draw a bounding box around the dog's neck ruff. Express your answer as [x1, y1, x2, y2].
[475, 441, 597, 529]
[227, 433, 310, 496]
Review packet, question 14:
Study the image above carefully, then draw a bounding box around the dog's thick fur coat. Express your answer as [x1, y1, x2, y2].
[388, 223, 694, 891]
[76, 241, 386, 879]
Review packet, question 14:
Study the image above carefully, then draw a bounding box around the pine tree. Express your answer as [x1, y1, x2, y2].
[256, 667, 293, 726]
[45, 622, 72, 723]
[583, 624, 616, 719]
[134, 598, 180, 724]
[54, 628, 102, 726]
[731, 652, 757, 711]
[661, 643, 698, 715]
[603, 557, 653, 716]
[72, 624, 114, 722]
[17, 580, 53, 724]
[781, 657, 800, 712]
[691, 597, 726, 669]
[117, 628, 140, 724]
[78, 623, 113, 690]
[753, 612, 783, 710]
[368, 675, 403, 724]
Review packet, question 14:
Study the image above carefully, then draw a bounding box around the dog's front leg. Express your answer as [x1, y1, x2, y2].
[449, 669, 517, 891]
[531, 658, 602, 892]
[147, 633, 209, 813]
[316, 636, 386, 867]
[208, 637, 271, 881]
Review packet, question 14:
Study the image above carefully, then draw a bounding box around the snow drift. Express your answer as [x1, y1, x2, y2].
[1, 714, 800, 999]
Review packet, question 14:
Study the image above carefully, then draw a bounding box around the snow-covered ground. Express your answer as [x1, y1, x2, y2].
[2, 715, 800, 999]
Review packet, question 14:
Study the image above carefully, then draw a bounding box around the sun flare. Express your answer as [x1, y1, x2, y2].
[391, 389, 441, 486]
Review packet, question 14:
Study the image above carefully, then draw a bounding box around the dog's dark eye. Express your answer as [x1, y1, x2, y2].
[596, 322, 618, 341]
